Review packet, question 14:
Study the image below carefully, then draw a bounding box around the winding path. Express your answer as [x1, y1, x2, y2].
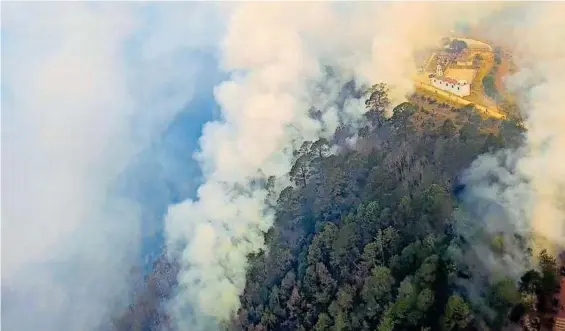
[494, 49, 510, 97]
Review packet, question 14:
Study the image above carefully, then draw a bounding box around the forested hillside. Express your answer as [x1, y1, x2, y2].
[116, 84, 561, 331]
[227, 85, 560, 331]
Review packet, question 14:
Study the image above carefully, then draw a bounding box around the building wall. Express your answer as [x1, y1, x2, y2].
[413, 80, 505, 119]
[431, 78, 470, 97]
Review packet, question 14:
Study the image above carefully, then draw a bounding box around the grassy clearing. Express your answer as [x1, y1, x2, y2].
[482, 70, 503, 103]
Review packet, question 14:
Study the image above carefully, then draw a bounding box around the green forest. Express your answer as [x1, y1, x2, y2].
[227, 84, 561, 331]
[115, 84, 562, 331]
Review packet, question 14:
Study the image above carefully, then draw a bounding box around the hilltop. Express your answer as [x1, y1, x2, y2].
[412, 36, 519, 122]
[114, 44, 546, 331]
[223, 83, 537, 331]
[113, 77, 562, 331]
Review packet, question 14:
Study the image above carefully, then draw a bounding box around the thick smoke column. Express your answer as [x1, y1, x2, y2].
[164, 2, 508, 329]
[512, 3, 565, 253]
[165, 4, 345, 327]
[455, 2, 565, 282]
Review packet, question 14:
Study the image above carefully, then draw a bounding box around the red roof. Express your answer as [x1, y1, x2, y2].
[436, 76, 459, 85]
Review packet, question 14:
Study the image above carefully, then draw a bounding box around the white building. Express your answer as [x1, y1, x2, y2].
[431, 76, 471, 97]
[430, 62, 471, 97]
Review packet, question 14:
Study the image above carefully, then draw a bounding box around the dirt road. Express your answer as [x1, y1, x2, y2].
[467, 51, 498, 108]
[494, 49, 512, 100]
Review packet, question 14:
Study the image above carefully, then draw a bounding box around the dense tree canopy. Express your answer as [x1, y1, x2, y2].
[224, 84, 553, 331]
[224, 83, 556, 331]
[115, 83, 559, 331]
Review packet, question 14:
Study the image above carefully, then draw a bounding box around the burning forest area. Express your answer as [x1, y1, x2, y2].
[2, 2, 564, 331]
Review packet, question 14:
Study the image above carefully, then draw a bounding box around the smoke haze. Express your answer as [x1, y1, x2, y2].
[3, 2, 564, 331]
[1, 3, 226, 330]
[163, 2, 522, 329]
[454, 2, 565, 284]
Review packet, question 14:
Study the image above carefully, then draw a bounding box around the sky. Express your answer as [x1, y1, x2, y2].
[2, 2, 564, 331]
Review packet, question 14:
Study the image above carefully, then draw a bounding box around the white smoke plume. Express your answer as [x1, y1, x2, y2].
[1, 3, 225, 331]
[454, 2, 565, 283]
[164, 2, 512, 329]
